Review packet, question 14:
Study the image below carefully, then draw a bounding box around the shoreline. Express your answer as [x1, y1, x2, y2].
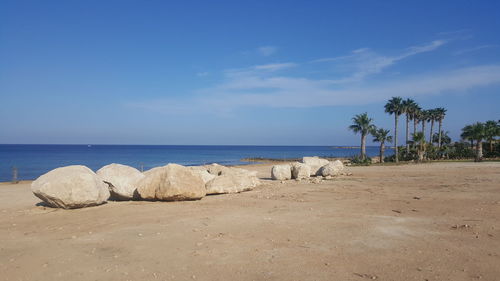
[2, 158, 499, 184]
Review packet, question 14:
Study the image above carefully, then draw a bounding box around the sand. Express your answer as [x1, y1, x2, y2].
[1, 162, 499, 281]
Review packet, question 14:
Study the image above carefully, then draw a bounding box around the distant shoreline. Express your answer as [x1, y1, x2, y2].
[241, 157, 348, 163]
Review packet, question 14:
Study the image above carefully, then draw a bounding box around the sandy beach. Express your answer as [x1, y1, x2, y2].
[1, 162, 499, 281]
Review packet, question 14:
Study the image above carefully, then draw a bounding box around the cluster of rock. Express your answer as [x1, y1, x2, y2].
[31, 163, 260, 209]
[271, 157, 345, 181]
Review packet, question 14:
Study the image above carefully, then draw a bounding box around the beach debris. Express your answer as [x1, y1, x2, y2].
[413, 196, 421, 200]
[301, 156, 330, 176]
[391, 209, 402, 214]
[318, 160, 344, 177]
[310, 177, 322, 184]
[136, 164, 206, 201]
[205, 168, 260, 194]
[96, 163, 144, 200]
[354, 273, 378, 279]
[291, 162, 311, 180]
[271, 164, 292, 180]
[451, 224, 472, 230]
[31, 165, 110, 209]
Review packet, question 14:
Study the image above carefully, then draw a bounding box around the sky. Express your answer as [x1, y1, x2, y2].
[1, 0, 499, 145]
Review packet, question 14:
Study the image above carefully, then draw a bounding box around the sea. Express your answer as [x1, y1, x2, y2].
[0, 144, 392, 182]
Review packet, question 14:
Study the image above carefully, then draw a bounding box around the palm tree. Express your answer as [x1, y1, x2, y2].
[371, 127, 392, 163]
[402, 98, 417, 151]
[384, 97, 404, 162]
[469, 122, 486, 161]
[412, 105, 422, 136]
[348, 113, 375, 160]
[484, 120, 500, 153]
[432, 131, 451, 146]
[461, 125, 475, 149]
[435, 107, 447, 148]
[428, 109, 438, 145]
[412, 132, 426, 161]
[420, 110, 430, 140]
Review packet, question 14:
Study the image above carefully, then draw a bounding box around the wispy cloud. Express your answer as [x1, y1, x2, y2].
[224, 62, 297, 78]
[453, 44, 498, 56]
[312, 40, 446, 83]
[127, 39, 500, 115]
[129, 65, 500, 114]
[257, 46, 278, 56]
[254, 63, 297, 71]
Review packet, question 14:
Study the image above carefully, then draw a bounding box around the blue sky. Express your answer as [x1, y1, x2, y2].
[1, 0, 499, 145]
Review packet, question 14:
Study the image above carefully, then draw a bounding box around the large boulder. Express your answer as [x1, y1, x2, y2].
[206, 167, 260, 194]
[291, 162, 311, 180]
[31, 165, 110, 209]
[220, 166, 258, 177]
[318, 160, 344, 177]
[271, 164, 292, 180]
[189, 167, 217, 184]
[205, 163, 231, 176]
[137, 164, 206, 201]
[302, 156, 330, 176]
[96, 163, 144, 200]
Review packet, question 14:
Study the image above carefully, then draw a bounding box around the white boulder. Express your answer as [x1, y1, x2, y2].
[206, 171, 260, 194]
[318, 160, 345, 177]
[205, 163, 230, 176]
[96, 163, 144, 200]
[189, 167, 217, 184]
[137, 164, 206, 201]
[302, 156, 330, 176]
[291, 162, 311, 180]
[31, 165, 110, 209]
[271, 164, 292, 180]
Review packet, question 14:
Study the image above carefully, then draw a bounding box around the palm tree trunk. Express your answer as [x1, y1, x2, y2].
[490, 140, 494, 153]
[380, 142, 385, 163]
[476, 140, 483, 162]
[413, 116, 417, 148]
[394, 115, 399, 162]
[413, 115, 417, 135]
[429, 120, 434, 145]
[405, 113, 410, 152]
[438, 120, 443, 148]
[361, 134, 366, 160]
[421, 121, 426, 140]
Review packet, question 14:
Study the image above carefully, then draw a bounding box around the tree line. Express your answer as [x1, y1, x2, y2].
[349, 97, 499, 164]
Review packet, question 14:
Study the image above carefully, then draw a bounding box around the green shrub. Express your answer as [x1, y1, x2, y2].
[350, 155, 372, 165]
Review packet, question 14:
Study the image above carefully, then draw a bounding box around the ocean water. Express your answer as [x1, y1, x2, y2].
[0, 145, 392, 182]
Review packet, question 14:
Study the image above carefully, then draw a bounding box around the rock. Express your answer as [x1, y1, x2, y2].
[301, 157, 330, 176]
[221, 167, 258, 177]
[318, 160, 344, 177]
[136, 164, 206, 201]
[189, 168, 217, 184]
[310, 177, 322, 184]
[271, 164, 292, 180]
[206, 167, 260, 194]
[31, 165, 110, 209]
[206, 174, 258, 194]
[96, 163, 144, 200]
[291, 162, 311, 180]
[205, 163, 230, 176]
